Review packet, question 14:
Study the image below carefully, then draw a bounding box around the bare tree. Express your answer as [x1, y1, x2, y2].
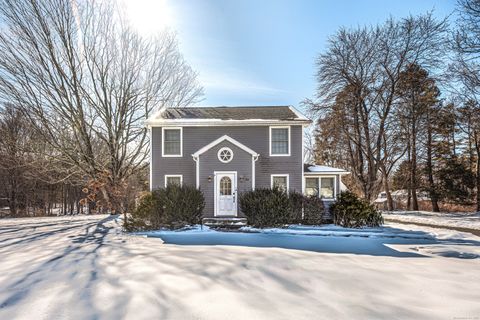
[308, 13, 447, 205]
[452, 0, 480, 211]
[0, 0, 203, 214]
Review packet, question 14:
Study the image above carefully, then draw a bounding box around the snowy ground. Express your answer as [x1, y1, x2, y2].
[383, 210, 480, 230]
[0, 215, 479, 320]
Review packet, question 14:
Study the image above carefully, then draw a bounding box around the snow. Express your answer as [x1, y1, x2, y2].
[1, 215, 479, 319]
[305, 165, 349, 174]
[384, 210, 480, 230]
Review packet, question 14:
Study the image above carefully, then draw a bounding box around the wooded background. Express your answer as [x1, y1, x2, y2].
[1, 0, 480, 216]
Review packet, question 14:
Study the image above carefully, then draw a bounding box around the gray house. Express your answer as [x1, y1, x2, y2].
[146, 106, 348, 221]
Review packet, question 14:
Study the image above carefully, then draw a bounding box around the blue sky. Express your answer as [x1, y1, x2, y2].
[126, 0, 456, 110]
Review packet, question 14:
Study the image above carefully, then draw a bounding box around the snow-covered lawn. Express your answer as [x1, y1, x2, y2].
[384, 210, 480, 230]
[0, 215, 479, 319]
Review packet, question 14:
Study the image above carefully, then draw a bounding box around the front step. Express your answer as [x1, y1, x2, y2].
[203, 217, 247, 228]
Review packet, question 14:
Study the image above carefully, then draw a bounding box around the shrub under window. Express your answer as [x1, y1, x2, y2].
[126, 185, 205, 231]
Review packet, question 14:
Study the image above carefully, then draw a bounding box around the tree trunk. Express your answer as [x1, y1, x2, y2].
[426, 121, 440, 212]
[381, 166, 394, 211]
[411, 121, 419, 211]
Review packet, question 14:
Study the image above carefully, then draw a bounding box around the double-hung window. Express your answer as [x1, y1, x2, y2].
[271, 175, 289, 192]
[270, 126, 290, 156]
[165, 175, 182, 187]
[162, 127, 182, 157]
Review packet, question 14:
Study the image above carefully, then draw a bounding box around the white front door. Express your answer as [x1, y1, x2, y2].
[215, 172, 237, 216]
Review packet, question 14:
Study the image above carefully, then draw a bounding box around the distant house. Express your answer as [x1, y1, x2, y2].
[374, 190, 431, 210]
[146, 106, 349, 222]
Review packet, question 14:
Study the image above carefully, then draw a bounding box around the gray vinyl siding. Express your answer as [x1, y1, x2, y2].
[151, 125, 304, 216]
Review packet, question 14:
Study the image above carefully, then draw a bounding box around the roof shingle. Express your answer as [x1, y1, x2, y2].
[161, 106, 303, 121]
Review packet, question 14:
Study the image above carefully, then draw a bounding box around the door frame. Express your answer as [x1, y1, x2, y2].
[214, 171, 237, 217]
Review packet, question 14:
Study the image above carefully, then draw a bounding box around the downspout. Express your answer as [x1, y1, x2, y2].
[192, 155, 200, 189]
[252, 154, 259, 190]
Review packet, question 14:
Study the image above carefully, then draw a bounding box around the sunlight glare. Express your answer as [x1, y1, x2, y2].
[123, 0, 174, 34]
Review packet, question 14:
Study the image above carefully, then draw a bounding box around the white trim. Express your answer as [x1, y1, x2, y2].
[147, 120, 311, 127]
[271, 174, 290, 192]
[192, 135, 259, 158]
[214, 171, 238, 217]
[193, 156, 200, 189]
[304, 172, 350, 175]
[164, 175, 183, 187]
[269, 126, 291, 157]
[252, 155, 259, 190]
[217, 147, 234, 163]
[161, 127, 183, 157]
[301, 128, 305, 194]
[149, 127, 153, 191]
[288, 105, 310, 121]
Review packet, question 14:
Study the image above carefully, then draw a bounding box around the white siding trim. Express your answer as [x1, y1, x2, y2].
[161, 127, 183, 157]
[164, 175, 183, 187]
[149, 127, 153, 191]
[271, 174, 290, 192]
[192, 135, 259, 157]
[193, 156, 200, 189]
[251, 155, 259, 190]
[269, 126, 291, 157]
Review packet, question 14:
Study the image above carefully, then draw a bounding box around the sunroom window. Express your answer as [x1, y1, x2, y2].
[305, 177, 335, 199]
[305, 178, 319, 196]
[320, 177, 335, 199]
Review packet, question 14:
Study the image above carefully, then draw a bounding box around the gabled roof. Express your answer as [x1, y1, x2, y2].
[192, 135, 259, 158]
[304, 164, 350, 175]
[146, 106, 311, 126]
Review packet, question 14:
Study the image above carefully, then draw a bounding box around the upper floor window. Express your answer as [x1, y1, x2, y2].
[162, 127, 182, 157]
[271, 174, 289, 192]
[270, 126, 290, 156]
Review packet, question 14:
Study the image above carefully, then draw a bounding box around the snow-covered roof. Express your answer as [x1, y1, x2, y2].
[303, 164, 350, 175]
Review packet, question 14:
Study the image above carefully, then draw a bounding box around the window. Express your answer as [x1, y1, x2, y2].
[270, 126, 290, 156]
[305, 178, 319, 196]
[162, 128, 182, 157]
[218, 147, 233, 163]
[304, 177, 336, 199]
[165, 175, 182, 187]
[320, 177, 335, 199]
[219, 176, 232, 195]
[271, 175, 289, 192]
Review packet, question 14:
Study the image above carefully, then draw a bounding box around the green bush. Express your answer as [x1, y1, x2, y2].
[302, 195, 326, 225]
[239, 187, 292, 228]
[157, 184, 205, 228]
[331, 191, 383, 228]
[239, 188, 326, 228]
[126, 185, 205, 231]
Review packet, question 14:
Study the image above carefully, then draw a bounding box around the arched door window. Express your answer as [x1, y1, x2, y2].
[220, 176, 232, 195]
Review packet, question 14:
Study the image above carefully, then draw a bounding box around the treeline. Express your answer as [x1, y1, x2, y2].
[308, 0, 480, 212]
[0, 0, 203, 217]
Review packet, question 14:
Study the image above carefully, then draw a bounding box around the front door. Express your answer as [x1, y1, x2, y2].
[215, 172, 237, 216]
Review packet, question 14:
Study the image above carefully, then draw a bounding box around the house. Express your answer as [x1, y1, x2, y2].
[146, 106, 349, 223]
[374, 190, 431, 210]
